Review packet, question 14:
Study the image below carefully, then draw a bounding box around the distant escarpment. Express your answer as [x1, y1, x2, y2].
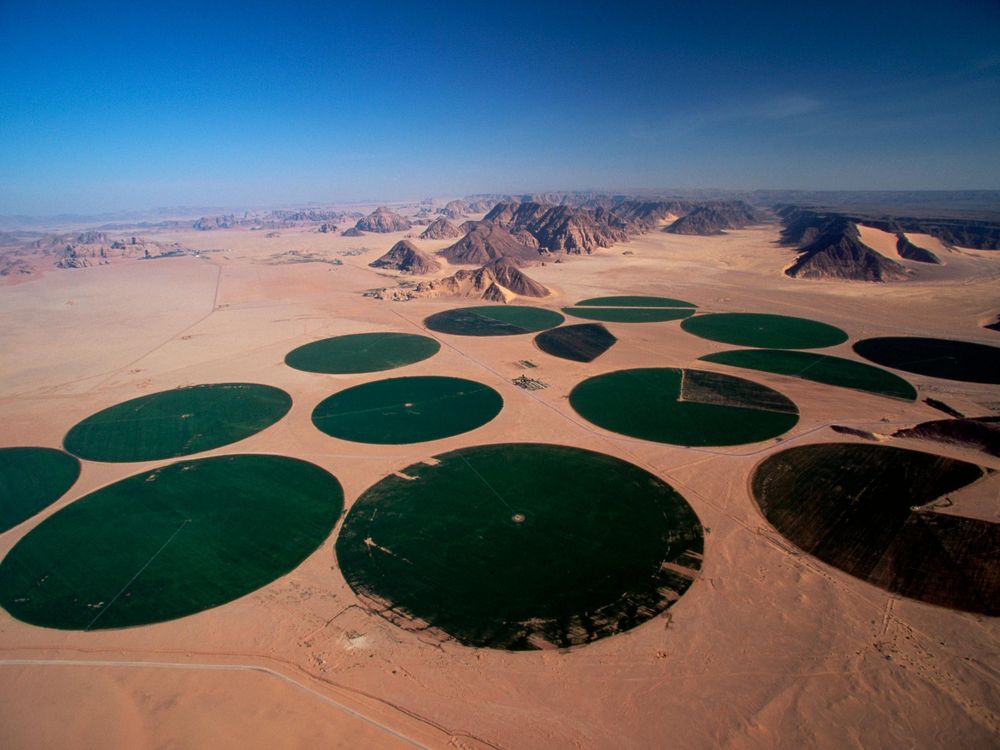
[785, 217, 908, 282]
[896, 234, 940, 264]
[437, 222, 541, 266]
[354, 206, 412, 233]
[367, 257, 549, 303]
[485, 202, 628, 254]
[369, 240, 441, 274]
[664, 201, 758, 235]
[419, 217, 463, 240]
[194, 215, 239, 231]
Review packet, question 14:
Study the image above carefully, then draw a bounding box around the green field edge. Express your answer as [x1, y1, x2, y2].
[699, 349, 918, 401]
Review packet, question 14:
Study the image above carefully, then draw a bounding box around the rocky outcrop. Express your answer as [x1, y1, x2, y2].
[894, 417, 1000, 458]
[485, 202, 628, 254]
[896, 234, 941, 264]
[419, 217, 463, 240]
[466, 198, 500, 213]
[342, 226, 365, 237]
[367, 257, 549, 302]
[369, 240, 441, 274]
[606, 200, 693, 232]
[194, 215, 238, 231]
[664, 201, 757, 235]
[985, 315, 1000, 332]
[437, 222, 541, 266]
[785, 218, 908, 282]
[438, 200, 468, 220]
[354, 206, 412, 233]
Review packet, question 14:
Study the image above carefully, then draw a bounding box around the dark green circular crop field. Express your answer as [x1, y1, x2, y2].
[0, 454, 343, 630]
[285, 332, 440, 374]
[570, 368, 799, 446]
[0, 447, 80, 533]
[699, 349, 917, 400]
[336, 443, 703, 650]
[752, 443, 995, 615]
[312, 376, 502, 444]
[63, 383, 292, 463]
[562, 307, 694, 323]
[681, 313, 848, 349]
[853, 337, 1000, 384]
[424, 305, 564, 336]
[575, 295, 697, 308]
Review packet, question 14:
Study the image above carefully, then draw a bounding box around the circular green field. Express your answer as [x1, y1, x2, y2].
[576, 295, 697, 308]
[63, 383, 292, 463]
[0, 448, 80, 533]
[285, 332, 440, 374]
[699, 349, 917, 400]
[681, 313, 848, 349]
[562, 307, 694, 323]
[0, 454, 343, 630]
[570, 368, 799, 446]
[336, 443, 703, 650]
[312, 376, 503, 444]
[424, 306, 564, 336]
[853, 337, 1000, 384]
[752, 443, 995, 615]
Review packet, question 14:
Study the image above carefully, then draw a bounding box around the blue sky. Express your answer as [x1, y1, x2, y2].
[2, 0, 999, 214]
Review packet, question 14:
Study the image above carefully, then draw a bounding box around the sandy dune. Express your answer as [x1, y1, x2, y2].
[0, 223, 997, 749]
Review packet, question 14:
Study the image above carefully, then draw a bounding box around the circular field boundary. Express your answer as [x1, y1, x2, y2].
[681, 312, 849, 349]
[284, 332, 440, 374]
[0, 453, 344, 630]
[312, 375, 503, 444]
[336, 442, 704, 650]
[63, 383, 292, 463]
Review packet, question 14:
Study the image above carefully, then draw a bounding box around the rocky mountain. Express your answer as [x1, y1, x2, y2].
[664, 201, 757, 235]
[785, 218, 908, 282]
[606, 200, 693, 232]
[342, 226, 365, 237]
[775, 204, 1000, 250]
[485, 202, 628, 254]
[367, 257, 549, 303]
[438, 200, 468, 220]
[437, 222, 541, 266]
[465, 198, 499, 213]
[354, 206, 412, 233]
[896, 234, 941, 264]
[369, 240, 441, 274]
[419, 217, 463, 240]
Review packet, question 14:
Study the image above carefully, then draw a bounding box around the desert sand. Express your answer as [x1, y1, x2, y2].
[0, 219, 997, 749]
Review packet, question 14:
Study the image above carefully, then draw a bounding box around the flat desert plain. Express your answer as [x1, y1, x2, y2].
[1, 220, 997, 749]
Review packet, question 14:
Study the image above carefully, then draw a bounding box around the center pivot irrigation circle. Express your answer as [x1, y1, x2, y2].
[336, 443, 704, 650]
[284, 332, 440, 374]
[681, 312, 848, 349]
[423, 305, 564, 336]
[311, 376, 503, 444]
[0, 454, 344, 630]
[63, 383, 292, 463]
[852, 336, 1000, 384]
[570, 368, 799, 446]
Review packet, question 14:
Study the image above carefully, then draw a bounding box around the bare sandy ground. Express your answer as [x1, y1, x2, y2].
[0, 223, 998, 749]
